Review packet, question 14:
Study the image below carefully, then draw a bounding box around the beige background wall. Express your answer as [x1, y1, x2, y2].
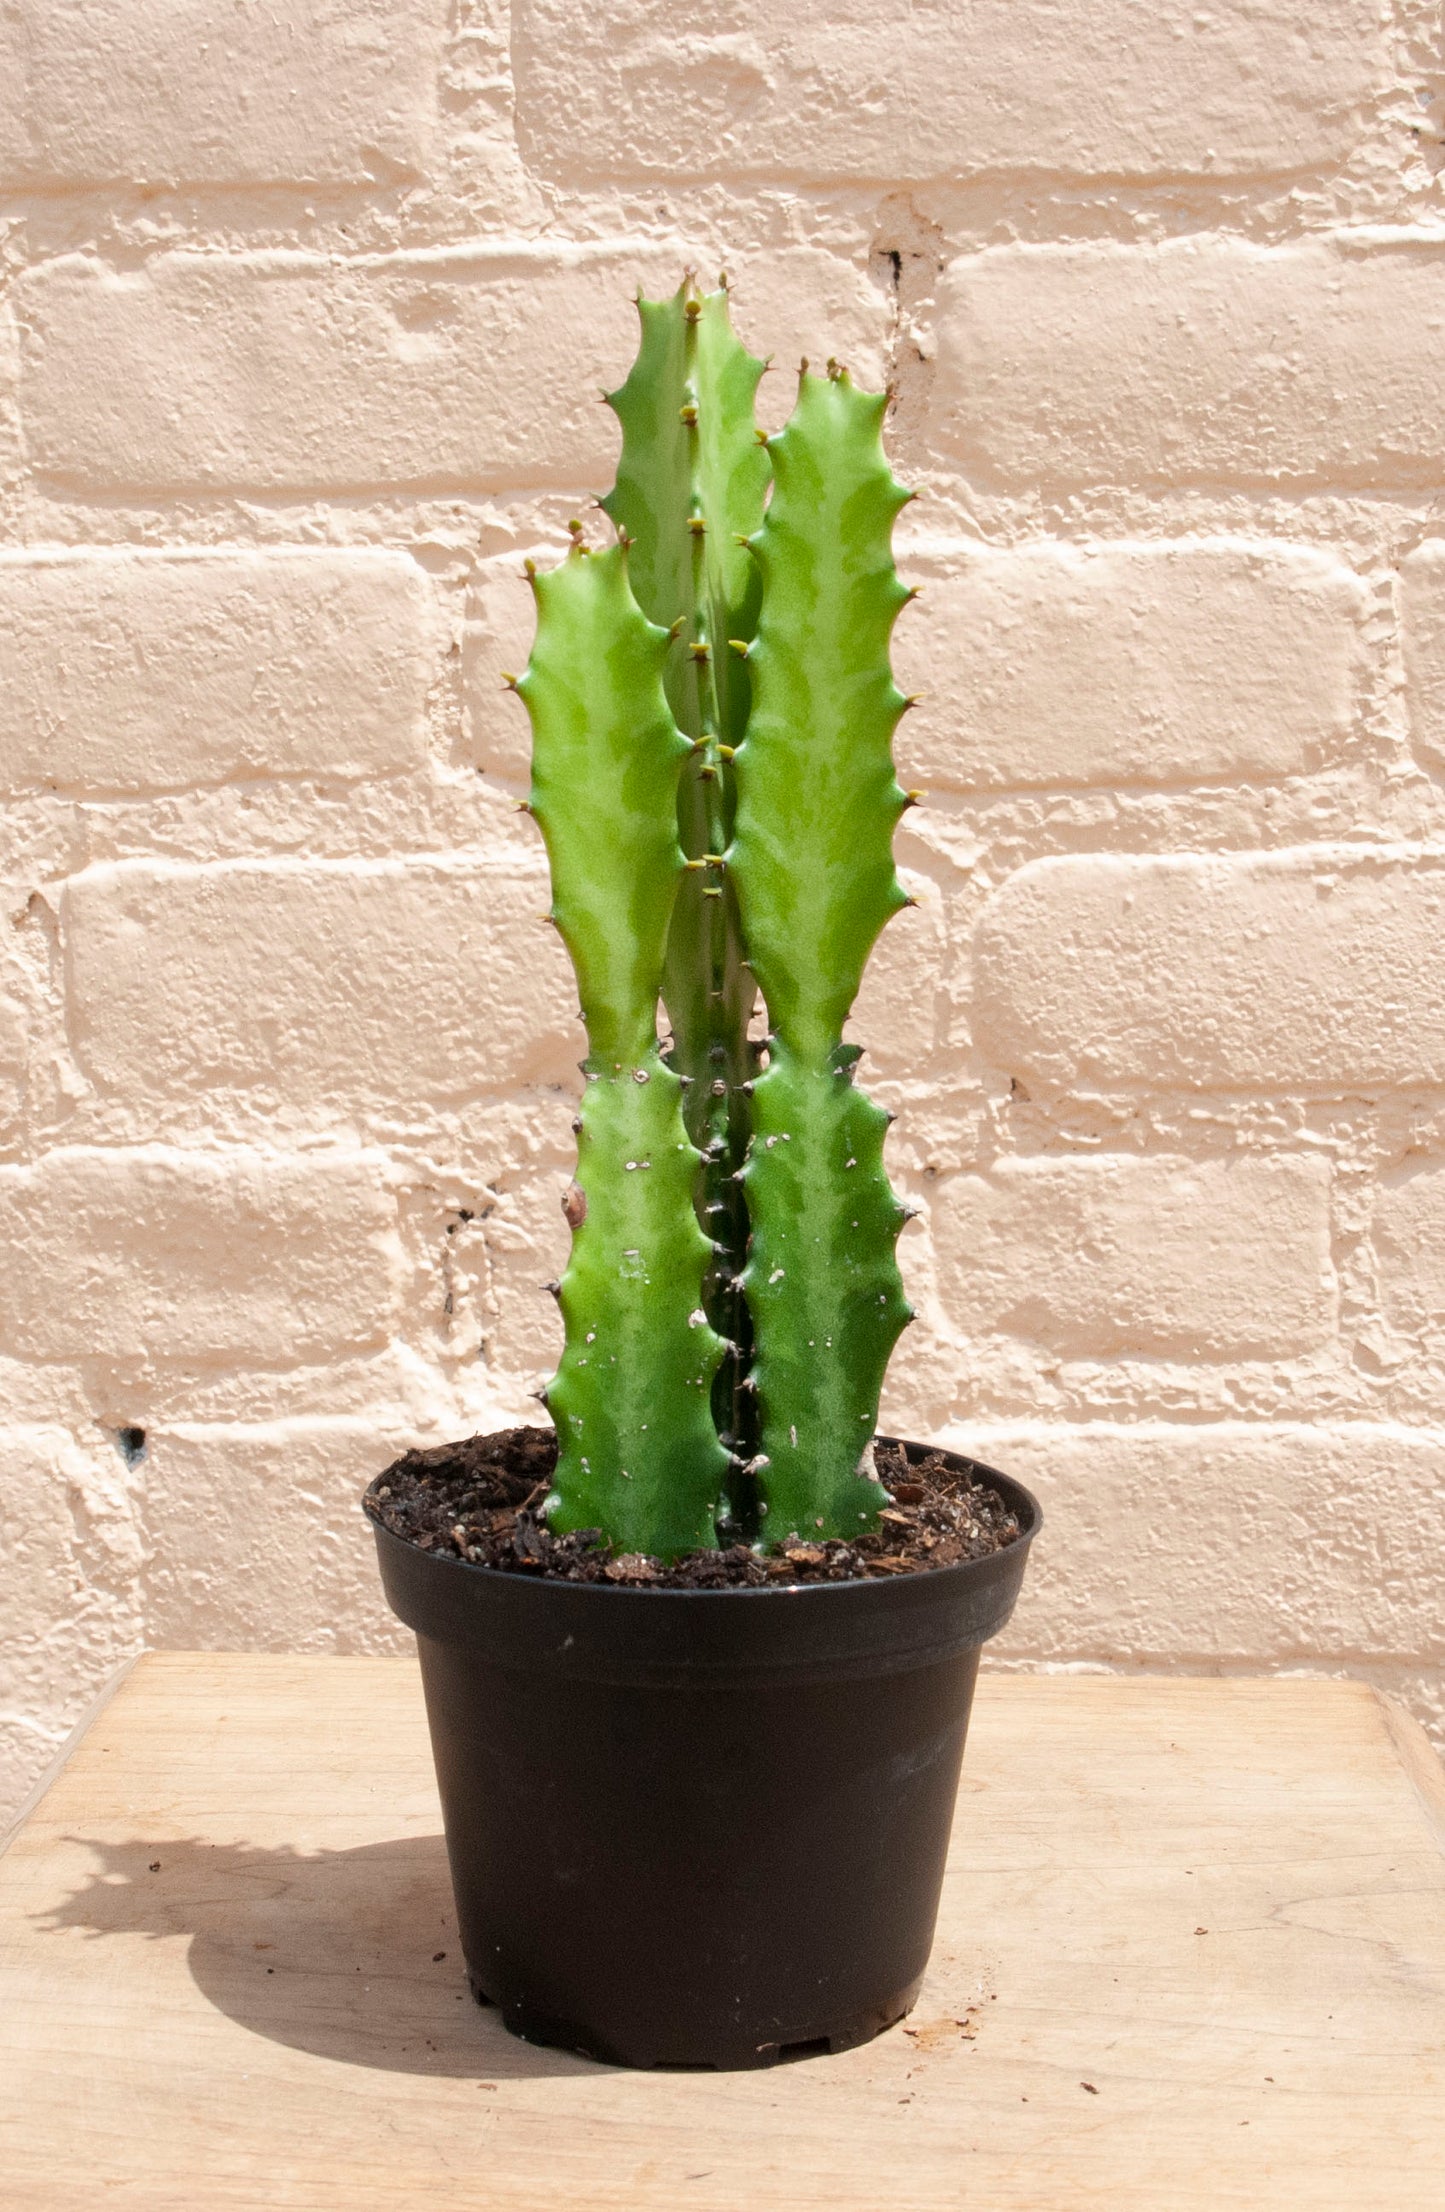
[3, 0, 1445, 1828]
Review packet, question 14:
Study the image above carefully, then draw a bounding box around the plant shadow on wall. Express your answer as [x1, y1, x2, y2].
[38, 1835, 593, 2081]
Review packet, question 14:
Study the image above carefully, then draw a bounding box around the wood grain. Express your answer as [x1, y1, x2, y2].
[1, 1656, 1441, 2210]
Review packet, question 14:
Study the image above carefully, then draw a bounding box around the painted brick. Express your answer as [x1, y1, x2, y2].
[0, 0, 444, 187]
[20, 247, 886, 494]
[972, 1423, 1445, 1665]
[0, 304, 21, 486]
[1373, 1166, 1445, 1340]
[142, 1422, 408, 1653]
[0, 952, 25, 1132]
[974, 850, 1445, 1092]
[0, 550, 435, 796]
[464, 549, 553, 786]
[61, 856, 578, 1118]
[895, 540, 1368, 790]
[476, 1161, 571, 1387]
[0, 1147, 406, 1364]
[512, 0, 1386, 182]
[935, 1154, 1333, 1358]
[847, 871, 949, 1076]
[1401, 541, 1445, 774]
[0, 1427, 143, 1833]
[0, 46, 21, 195]
[934, 238, 1445, 490]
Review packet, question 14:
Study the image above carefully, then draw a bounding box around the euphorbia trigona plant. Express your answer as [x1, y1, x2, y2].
[367, 274, 1038, 2070]
[511, 274, 919, 1559]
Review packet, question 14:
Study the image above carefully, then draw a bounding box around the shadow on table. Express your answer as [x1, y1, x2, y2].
[40, 1833, 603, 2081]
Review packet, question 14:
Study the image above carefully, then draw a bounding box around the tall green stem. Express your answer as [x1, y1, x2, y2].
[728, 367, 916, 1541]
[601, 278, 770, 1490]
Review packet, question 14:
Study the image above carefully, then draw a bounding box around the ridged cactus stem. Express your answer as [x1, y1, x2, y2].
[728, 365, 916, 1542]
[514, 539, 730, 1557]
[601, 277, 770, 1492]
[518, 293, 918, 1562]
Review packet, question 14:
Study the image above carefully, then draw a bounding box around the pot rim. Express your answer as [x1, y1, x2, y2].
[362, 1431, 1040, 1608]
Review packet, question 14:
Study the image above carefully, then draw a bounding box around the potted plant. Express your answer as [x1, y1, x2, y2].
[365, 274, 1039, 2070]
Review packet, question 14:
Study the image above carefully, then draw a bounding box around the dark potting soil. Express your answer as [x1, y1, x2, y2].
[364, 1425, 1022, 1588]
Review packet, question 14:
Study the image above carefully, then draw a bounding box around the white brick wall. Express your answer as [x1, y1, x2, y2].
[974, 851, 1445, 1092]
[932, 1155, 1334, 1359]
[21, 246, 886, 493]
[0, 550, 436, 792]
[62, 856, 579, 1128]
[512, 0, 1390, 180]
[0, 0, 448, 186]
[894, 540, 1369, 789]
[0, 1147, 407, 1362]
[1401, 542, 1445, 771]
[935, 239, 1445, 490]
[2, 0, 1443, 1829]
[973, 1423, 1445, 1667]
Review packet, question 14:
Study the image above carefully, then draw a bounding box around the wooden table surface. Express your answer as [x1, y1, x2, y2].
[1, 1656, 1442, 2210]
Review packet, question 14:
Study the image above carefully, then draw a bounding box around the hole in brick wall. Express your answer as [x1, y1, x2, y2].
[112, 1427, 147, 1467]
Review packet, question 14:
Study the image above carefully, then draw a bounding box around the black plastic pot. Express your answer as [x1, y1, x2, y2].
[366, 1436, 1038, 2070]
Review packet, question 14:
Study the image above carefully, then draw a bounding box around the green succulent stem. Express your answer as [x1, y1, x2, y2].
[515, 539, 729, 1557]
[601, 279, 769, 1483]
[515, 301, 916, 1559]
[728, 366, 915, 1540]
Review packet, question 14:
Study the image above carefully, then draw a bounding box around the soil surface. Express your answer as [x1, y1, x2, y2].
[364, 1426, 1022, 1588]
